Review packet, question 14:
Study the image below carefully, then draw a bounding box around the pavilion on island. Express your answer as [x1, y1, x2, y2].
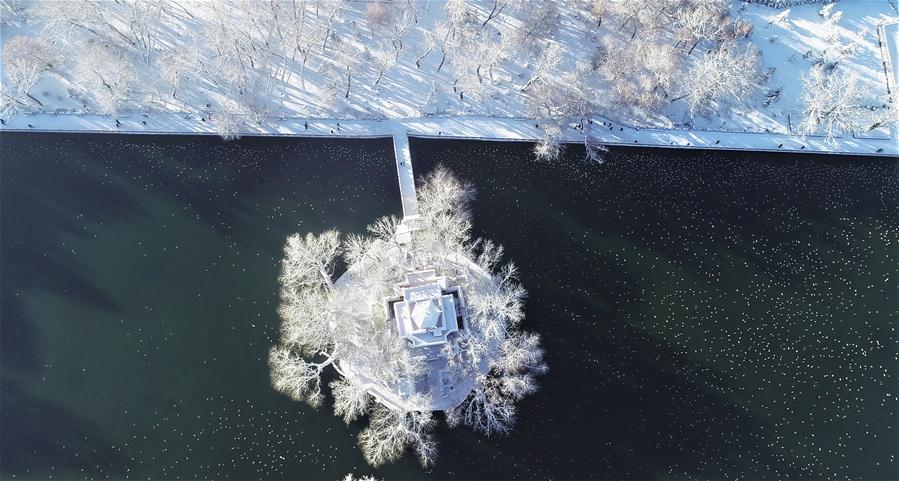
[385, 269, 469, 348]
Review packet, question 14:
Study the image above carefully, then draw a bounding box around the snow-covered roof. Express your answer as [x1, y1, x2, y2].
[391, 271, 463, 347]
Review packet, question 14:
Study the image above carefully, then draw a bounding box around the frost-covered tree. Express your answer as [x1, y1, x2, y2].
[481, 0, 508, 27]
[511, 0, 559, 52]
[371, 42, 397, 87]
[365, 0, 391, 35]
[436, 2, 508, 103]
[358, 400, 436, 467]
[124, 0, 163, 64]
[597, 35, 680, 111]
[269, 167, 545, 467]
[159, 43, 201, 100]
[211, 3, 277, 97]
[269, 344, 333, 407]
[521, 42, 563, 92]
[73, 45, 135, 114]
[798, 64, 866, 146]
[210, 110, 242, 141]
[609, 0, 665, 41]
[675, 0, 731, 55]
[333, 37, 364, 101]
[318, 0, 347, 52]
[331, 377, 371, 424]
[584, 138, 608, 163]
[1, 36, 55, 107]
[679, 43, 760, 116]
[341, 474, 380, 481]
[26, 0, 104, 41]
[0, 84, 28, 118]
[533, 125, 564, 161]
[587, 0, 607, 27]
[447, 328, 545, 435]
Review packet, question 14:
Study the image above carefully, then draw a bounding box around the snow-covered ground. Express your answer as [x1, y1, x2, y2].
[1, 0, 897, 156]
[3, 112, 893, 157]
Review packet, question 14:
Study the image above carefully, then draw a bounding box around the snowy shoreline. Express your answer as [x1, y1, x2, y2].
[2, 1, 897, 159]
[2, 112, 896, 158]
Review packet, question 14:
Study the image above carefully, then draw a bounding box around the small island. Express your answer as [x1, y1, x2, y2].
[268, 166, 546, 467]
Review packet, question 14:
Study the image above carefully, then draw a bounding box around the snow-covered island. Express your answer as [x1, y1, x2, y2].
[268, 166, 546, 467]
[1, 0, 897, 156]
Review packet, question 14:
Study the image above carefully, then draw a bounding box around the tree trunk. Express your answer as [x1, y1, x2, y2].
[322, 27, 331, 52]
[415, 47, 432, 69]
[301, 53, 309, 89]
[521, 74, 538, 92]
[688, 39, 701, 55]
[482, 1, 505, 27]
[319, 266, 334, 291]
[26, 93, 44, 107]
[345, 66, 351, 99]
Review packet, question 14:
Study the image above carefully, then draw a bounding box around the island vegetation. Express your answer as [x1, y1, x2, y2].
[268, 167, 546, 467]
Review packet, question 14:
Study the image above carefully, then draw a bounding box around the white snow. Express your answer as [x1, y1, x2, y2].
[391, 125, 418, 218]
[4, 112, 892, 156]
[880, 21, 899, 96]
[1, 0, 897, 156]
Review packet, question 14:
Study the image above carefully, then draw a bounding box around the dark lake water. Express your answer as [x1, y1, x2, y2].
[1, 133, 897, 480]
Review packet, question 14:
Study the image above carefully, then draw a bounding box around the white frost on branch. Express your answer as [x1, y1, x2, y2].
[210, 110, 242, 141]
[456, 375, 516, 435]
[269, 168, 544, 467]
[331, 377, 372, 424]
[280, 230, 341, 291]
[341, 474, 380, 481]
[798, 64, 866, 146]
[73, 45, 135, 115]
[681, 43, 760, 117]
[1, 36, 55, 105]
[358, 401, 437, 467]
[533, 125, 563, 161]
[268, 345, 334, 408]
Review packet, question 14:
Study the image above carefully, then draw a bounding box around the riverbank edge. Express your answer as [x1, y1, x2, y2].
[1, 113, 896, 158]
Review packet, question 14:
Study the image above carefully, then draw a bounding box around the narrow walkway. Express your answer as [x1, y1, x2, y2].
[391, 124, 418, 218]
[3, 113, 896, 157]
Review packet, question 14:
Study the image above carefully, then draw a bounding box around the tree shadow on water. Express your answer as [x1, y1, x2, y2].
[73, 133, 398, 251]
[407, 264, 790, 481]
[1, 133, 141, 375]
[399, 139, 854, 479]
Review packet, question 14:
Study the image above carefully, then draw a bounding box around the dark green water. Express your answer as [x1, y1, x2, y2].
[1, 133, 897, 480]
